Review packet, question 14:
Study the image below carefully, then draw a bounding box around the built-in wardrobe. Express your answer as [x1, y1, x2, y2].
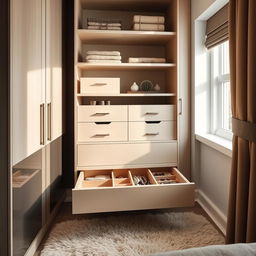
[10, 0, 64, 255]
[72, 0, 194, 214]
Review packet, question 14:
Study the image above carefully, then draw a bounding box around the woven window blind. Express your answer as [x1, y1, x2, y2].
[205, 4, 229, 49]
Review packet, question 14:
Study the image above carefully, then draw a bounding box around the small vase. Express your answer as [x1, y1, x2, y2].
[130, 82, 139, 91]
[154, 84, 161, 91]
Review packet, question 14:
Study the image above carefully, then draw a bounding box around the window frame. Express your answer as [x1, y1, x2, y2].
[209, 41, 232, 141]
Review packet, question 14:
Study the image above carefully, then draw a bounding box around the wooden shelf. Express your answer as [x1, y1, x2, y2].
[77, 93, 175, 97]
[77, 62, 176, 71]
[77, 30, 176, 45]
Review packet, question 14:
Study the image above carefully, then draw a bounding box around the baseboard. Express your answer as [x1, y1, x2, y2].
[24, 193, 66, 256]
[196, 189, 227, 236]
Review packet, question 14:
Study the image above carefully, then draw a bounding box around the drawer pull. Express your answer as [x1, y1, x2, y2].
[145, 132, 159, 136]
[145, 121, 161, 124]
[91, 83, 107, 86]
[95, 122, 111, 125]
[93, 134, 110, 137]
[93, 113, 110, 116]
[145, 112, 159, 115]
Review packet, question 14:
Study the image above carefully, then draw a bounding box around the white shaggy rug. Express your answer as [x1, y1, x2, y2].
[40, 212, 224, 256]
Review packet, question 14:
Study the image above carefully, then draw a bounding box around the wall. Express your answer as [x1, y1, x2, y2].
[191, 0, 231, 234]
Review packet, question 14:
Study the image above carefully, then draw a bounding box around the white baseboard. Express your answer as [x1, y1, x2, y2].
[196, 189, 227, 236]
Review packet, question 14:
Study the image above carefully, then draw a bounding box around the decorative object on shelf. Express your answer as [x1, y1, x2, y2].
[87, 18, 122, 30]
[130, 82, 139, 92]
[133, 15, 165, 31]
[140, 80, 153, 91]
[105, 100, 111, 105]
[85, 51, 122, 64]
[128, 57, 166, 63]
[90, 100, 97, 105]
[154, 84, 161, 91]
[97, 101, 105, 105]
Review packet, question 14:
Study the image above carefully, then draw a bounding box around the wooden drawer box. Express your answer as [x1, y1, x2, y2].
[78, 105, 127, 122]
[77, 142, 177, 168]
[78, 122, 128, 142]
[72, 168, 195, 214]
[129, 121, 176, 141]
[80, 77, 120, 94]
[129, 105, 176, 121]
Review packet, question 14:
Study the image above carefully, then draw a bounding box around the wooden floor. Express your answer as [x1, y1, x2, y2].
[36, 202, 224, 255]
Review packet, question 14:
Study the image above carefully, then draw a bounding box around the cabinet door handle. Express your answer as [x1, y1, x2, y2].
[93, 134, 110, 137]
[145, 112, 159, 115]
[179, 98, 182, 115]
[93, 112, 110, 116]
[91, 83, 107, 86]
[145, 132, 159, 136]
[47, 103, 52, 141]
[40, 104, 45, 145]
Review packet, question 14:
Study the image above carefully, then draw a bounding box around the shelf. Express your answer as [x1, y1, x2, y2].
[77, 63, 176, 71]
[77, 93, 175, 97]
[77, 30, 176, 45]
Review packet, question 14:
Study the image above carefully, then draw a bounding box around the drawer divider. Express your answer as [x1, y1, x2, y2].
[147, 169, 158, 185]
[128, 170, 135, 186]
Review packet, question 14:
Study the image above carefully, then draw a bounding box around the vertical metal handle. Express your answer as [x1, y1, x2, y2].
[40, 104, 45, 145]
[179, 98, 182, 115]
[47, 103, 52, 141]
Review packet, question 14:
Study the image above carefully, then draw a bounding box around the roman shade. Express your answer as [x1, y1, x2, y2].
[205, 4, 229, 49]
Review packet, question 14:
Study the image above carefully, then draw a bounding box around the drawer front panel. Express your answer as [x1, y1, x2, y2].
[129, 105, 176, 121]
[78, 105, 127, 122]
[72, 169, 195, 214]
[129, 121, 176, 141]
[78, 122, 128, 142]
[80, 77, 120, 94]
[77, 142, 177, 167]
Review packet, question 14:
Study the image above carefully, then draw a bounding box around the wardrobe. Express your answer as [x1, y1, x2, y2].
[72, 0, 194, 214]
[10, 0, 63, 255]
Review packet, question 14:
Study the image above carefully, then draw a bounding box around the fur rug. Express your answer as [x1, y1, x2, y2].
[40, 212, 224, 256]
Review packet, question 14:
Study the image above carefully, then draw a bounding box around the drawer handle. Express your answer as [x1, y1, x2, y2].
[145, 121, 161, 124]
[145, 112, 159, 115]
[93, 113, 110, 116]
[95, 122, 111, 125]
[91, 83, 107, 86]
[93, 134, 110, 137]
[145, 132, 159, 136]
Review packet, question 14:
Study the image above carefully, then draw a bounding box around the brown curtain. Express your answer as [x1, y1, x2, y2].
[226, 0, 256, 243]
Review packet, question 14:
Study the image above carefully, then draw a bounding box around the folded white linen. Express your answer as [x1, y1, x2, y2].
[128, 57, 166, 63]
[133, 23, 165, 31]
[86, 59, 122, 63]
[86, 55, 122, 60]
[87, 26, 121, 30]
[86, 51, 121, 56]
[133, 15, 165, 24]
[88, 22, 121, 27]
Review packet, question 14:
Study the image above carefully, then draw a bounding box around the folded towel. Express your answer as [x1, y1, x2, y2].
[87, 51, 121, 56]
[133, 15, 165, 24]
[87, 26, 121, 30]
[133, 23, 165, 31]
[88, 22, 121, 27]
[86, 55, 122, 60]
[128, 57, 166, 63]
[86, 59, 122, 64]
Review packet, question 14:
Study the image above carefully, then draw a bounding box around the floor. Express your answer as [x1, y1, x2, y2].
[37, 202, 224, 255]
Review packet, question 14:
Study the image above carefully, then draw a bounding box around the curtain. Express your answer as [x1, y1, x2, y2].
[226, 0, 256, 243]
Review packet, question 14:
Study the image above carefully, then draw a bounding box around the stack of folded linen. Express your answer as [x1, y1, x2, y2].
[85, 51, 122, 63]
[128, 57, 166, 63]
[87, 18, 122, 30]
[133, 15, 165, 31]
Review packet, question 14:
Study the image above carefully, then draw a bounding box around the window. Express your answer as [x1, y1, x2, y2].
[210, 41, 232, 140]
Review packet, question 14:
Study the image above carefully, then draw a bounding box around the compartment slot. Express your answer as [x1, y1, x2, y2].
[113, 169, 133, 187]
[130, 168, 157, 186]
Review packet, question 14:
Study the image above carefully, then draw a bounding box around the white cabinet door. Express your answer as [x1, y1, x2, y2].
[45, 0, 63, 143]
[11, 0, 45, 165]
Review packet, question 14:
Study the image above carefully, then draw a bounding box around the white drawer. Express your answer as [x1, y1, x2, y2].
[77, 142, 177, 168]
[78, 122, 128, 142]
[72, 168, 195, 214]
[78, 105, 127, 122]
[80, 77, 120, 94]
[129, 105, 176, 121]
[129, 121, 176, 141]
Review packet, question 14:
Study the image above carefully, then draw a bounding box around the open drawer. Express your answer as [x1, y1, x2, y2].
[72, 168, 195, 214]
